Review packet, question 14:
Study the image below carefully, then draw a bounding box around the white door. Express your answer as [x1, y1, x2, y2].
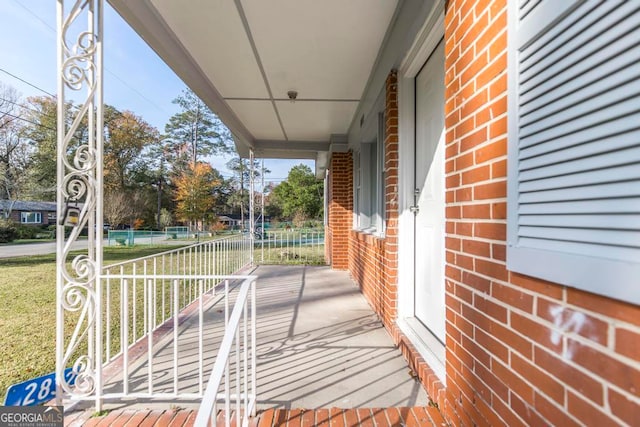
[413, 39, 446, 343]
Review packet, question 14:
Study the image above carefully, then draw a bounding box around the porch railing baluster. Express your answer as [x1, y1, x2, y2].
[60, 234, 254, 408]
[123, 278, 129, 395]
[173, 278, 179, 395]
[224, 279, 230, 424]
[198, 279, 204, 395]
[143, 260, 147, 334]
[195, 277, 257, 427]
[132, 263, 137, 343]
[147, 278, 153, 396]
[106, 271, 111, 362]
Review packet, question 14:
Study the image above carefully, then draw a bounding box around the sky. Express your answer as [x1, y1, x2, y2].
[0, 0, 313, 185]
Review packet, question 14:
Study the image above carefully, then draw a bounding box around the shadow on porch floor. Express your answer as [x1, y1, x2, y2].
[66, 265, 436, 425]
[252, 265, 428, 409]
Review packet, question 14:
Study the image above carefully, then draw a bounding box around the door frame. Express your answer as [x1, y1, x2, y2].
[396, 2, 446, 384]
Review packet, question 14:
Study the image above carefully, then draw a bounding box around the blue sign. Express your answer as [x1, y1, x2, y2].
[4, 368, 77, 406]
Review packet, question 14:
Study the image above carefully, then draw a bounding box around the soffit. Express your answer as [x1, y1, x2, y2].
[111, 0, 399, 158]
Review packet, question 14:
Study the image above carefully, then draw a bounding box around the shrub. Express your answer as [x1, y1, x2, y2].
[210, 221, 226, 234]
[45, 225, 73, 238]
[0, 220, 18, 243]
[15, 224, 39, 239]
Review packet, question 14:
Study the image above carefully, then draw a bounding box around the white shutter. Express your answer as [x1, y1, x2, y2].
[507, 0, 640, 304]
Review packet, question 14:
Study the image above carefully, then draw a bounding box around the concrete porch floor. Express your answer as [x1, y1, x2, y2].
[252, 265, 427, 409]
[65, 265, 430, 425]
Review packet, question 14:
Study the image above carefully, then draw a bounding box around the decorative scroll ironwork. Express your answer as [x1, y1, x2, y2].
[56, 0, 103, 405]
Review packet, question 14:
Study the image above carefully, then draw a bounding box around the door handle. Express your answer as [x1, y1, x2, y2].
[411, 188, 420, 214]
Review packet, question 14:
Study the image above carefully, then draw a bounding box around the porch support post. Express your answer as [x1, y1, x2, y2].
[326, 152, 353, 270]
[249, 149, 255, 264]
[261, 158, 265, 263]
[55, 0, 104, 409]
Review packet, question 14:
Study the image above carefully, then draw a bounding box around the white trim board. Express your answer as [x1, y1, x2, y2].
[396, 0, 446, 385]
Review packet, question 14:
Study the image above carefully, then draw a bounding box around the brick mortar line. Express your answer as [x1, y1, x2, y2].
[446, 125, 507, 152]
[448, 140, 507, 166]
[449, 46, 507, 102]
[452, 20, 507, 72]
[446, 200, 507, 208]
[449, 263, 640, 335]
[447, 304, 597, 427]
[448, 279, 640, 404]
[487, 356, 586, 427]
[447, 161, 508, 179]
[450, 2, 507, 49]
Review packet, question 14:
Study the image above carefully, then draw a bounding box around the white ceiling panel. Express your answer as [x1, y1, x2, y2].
[241, 0, 398, 101]
[151, 0, 268, 99]
[112, 0, 402, 159]
[226, 100, 285, 141]
[277, 101, 359, 141]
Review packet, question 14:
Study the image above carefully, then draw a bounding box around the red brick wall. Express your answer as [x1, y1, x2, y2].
[326, 152, 352, 270]
[348, 71, 400, 327]
[441, 0, 640, 426]
[328, 2, 639, 425]
[7, 211, 20, 223]
[6, 210, 48, 226]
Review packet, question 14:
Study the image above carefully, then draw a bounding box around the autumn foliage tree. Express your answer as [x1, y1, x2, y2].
[174, 162, 219, 231]
[104, 108, 159, 191]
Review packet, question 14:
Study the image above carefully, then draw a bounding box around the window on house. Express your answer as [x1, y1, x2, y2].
[47, 212, 56, 222]
[507, 0, 640, 304]
[354, 112, 386, 234]
[21, 212, 42, 224]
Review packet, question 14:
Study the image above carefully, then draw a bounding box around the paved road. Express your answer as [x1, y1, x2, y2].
[0, 237, 188, 259]
[0, 240, 95, 259]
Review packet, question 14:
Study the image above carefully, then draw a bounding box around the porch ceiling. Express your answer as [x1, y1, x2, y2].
[108, 0, 399, 172]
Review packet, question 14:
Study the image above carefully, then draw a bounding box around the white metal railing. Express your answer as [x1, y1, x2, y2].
[195, 277, 257, 427]
[257, 229, 325, 264]
[57, 233, 254, 407]
[101, 234, 252, 365]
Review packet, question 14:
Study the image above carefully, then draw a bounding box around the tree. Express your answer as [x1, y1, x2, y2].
[104, 191, 134, 228]
[0, 83, 32, 206]
[174, 162, 220, 231]
[158, 208, 173, 229]
[271, 164, 323, 221]
[164, 89, 233, 173]
[20, 95, 82, 200]
[104, 109, 159, 191]
[103, 189, 149, 229]
[209, 168, 234, 216]
[263, 182, 283, 219]
[226, 156, 269, 225]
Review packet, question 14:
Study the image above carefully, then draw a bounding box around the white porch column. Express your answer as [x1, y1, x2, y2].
[249, 149, 255, 264]
[55, 0, 104, 410]
[261, 158, 265, 263]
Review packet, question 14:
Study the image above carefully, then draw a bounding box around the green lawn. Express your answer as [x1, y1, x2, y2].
[255, 245, 325, 265]
[0, 239, 324, 400]
[0, 245, 186, 398]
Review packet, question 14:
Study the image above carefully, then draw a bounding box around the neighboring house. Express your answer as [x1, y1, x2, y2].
[217, 215, 241, 229]
[98, 0, 639, 424]
[218, 214, 272, 231]
[0, 200, 57, 226]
